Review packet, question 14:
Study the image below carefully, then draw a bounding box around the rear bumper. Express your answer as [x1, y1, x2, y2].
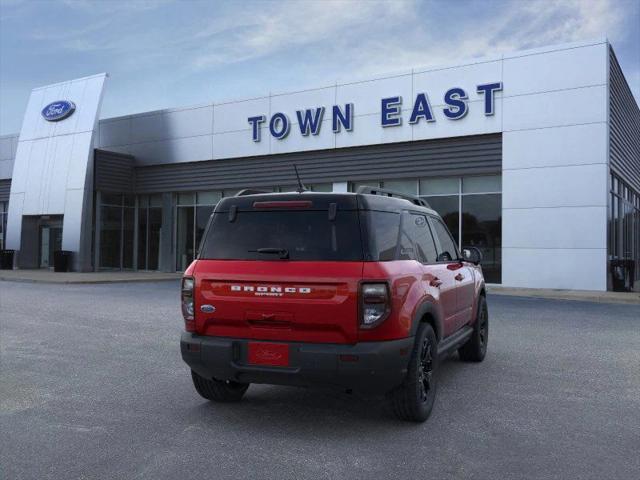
[181, 333, 414, 394]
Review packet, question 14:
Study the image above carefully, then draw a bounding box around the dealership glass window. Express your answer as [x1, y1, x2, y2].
[420, 177, 458, 195]
[176, 190, 223, 271]
[137, 194, 163, 270]
[349, 179, 418, 194]
[0, 201, 7, 250]
[462, 176, 502, 194]
[383, 179, 418, 195]
[421, 175, 502, 284]
[223, 189, 241, 197]
[176, 206, 195, 271]
[350, 180, 381, 192]
[309, 183, 333, 192]
[99, 194, 135, 270]
[123, 207, 135, 269]
[100, 204, 121, 269]
[278, 183, 333, 192]
[609, 173, 639, 292]
[461, 194, 501, 284]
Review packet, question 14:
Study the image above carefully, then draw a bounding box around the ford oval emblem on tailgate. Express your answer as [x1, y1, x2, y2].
[200, 304, 216, 313]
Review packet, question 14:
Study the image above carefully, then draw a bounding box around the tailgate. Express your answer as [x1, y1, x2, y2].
[194, 260, 363, 344]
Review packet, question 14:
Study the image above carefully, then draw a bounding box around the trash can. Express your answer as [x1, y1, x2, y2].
[0, 250, 14, 270]
[611, 259, 632, 292]
[53, 250, 72, 272]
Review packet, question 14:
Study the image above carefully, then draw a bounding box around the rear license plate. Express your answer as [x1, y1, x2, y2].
[247, 342, 289, 367]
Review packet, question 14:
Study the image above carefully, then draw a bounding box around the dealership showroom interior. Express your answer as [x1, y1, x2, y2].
[0, 38, 638, 293]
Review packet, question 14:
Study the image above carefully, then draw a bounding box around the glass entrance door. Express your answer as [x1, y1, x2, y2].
[39, 225, 62, 268]
[98, 194, 135, 270]
[137, 194, 163, 271]
[40, 226, 50, 268]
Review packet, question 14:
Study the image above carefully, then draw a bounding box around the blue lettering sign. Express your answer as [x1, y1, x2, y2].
[248, 115, 266, 142]
[296, 107, 325, 136]
[443, 88, 468, 120]
[269, 112, 290, 139]
[332, 104, 353, 132]
[476, 82, 503, 115]
[381, 96, 402, 127]
[247, 81, 502, 140]
[409, 93, 435, 124]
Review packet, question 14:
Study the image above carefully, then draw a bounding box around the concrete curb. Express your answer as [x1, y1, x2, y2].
[487, 285, 640, 305]
[0, 277, 181, 285]
[0, 271, 182, 284]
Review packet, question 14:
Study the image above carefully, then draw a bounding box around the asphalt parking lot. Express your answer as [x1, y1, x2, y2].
[1, 280, 638, 480]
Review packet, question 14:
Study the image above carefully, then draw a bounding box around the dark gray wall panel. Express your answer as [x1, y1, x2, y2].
[0, 179, 10, 201]
[94, 149, 135, 193]
[609, 48, 640, 193]
[133, 134, 501, 193]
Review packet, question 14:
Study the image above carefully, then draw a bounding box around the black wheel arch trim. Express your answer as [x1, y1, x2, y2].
[410, 301, 444, 341]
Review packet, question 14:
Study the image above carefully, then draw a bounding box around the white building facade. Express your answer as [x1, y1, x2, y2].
[0, 39, 638, 291]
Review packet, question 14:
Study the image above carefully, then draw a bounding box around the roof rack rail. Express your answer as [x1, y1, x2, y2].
[235, 188, 272, 197]
[355, 185, 431, 208]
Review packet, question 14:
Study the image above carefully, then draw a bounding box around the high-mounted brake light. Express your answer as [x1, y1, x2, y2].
[253, 200, 312, 209]
[181, 277, 195, 332]
[360, 283, 391, 329]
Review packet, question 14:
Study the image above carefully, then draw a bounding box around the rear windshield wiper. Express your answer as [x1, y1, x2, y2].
[249, 247, 290, 259]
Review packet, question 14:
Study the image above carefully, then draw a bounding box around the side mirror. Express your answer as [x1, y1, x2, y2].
[437, 251, 453, 263]
[462, 246, 482, 265]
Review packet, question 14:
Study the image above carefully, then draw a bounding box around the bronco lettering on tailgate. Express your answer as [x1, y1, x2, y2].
[230, 285, 311, 297]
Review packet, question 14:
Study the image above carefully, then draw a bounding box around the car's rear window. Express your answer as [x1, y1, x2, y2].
[199, 210, 363, 261]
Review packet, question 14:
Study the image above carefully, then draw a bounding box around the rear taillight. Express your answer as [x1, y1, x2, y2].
[181, 276, 195, 332]
[360, 283, 390, 329]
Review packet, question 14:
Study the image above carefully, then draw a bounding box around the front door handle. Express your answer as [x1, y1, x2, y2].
[455, 273, 464, 281]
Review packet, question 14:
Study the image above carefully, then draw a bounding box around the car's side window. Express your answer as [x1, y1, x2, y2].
[405, 213, 438, 263]
[430, 217, 459, 262]
[365, 211, 402, 261]
[397, 212, 416, 260]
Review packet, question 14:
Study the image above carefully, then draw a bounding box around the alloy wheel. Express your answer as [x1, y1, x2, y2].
[479, 305, 488, 347]
[418, 338, 434, 402]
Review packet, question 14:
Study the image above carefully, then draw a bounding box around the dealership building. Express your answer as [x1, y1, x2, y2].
[0, 39, 638, 291]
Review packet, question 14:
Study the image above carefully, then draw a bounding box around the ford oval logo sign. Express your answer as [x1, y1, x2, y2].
[41, 100, 76, 122]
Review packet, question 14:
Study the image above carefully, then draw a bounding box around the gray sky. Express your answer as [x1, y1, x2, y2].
[1, 0, 639, 135]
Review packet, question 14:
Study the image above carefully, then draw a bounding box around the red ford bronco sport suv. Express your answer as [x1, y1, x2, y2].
[180, 187, 488, 422]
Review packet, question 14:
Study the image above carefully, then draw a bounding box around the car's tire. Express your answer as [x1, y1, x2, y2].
[458, 295, 488, 362]
[191, 370, 249, 402]
[387, 323, 437, 422]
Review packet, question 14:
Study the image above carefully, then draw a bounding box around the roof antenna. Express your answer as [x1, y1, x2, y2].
[293, 164, 307, 193]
